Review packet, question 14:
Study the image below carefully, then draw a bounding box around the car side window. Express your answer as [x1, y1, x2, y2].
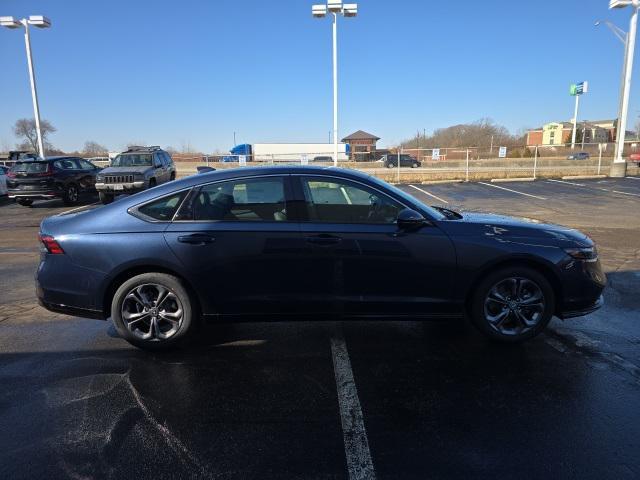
[54, 159, 79, 170]
[177, 177, 287, 222]
[78, 159, 95, 170]
[301, 177, 402, 224]
[137, 191, 188, 221]
[162, 152, 172, 166]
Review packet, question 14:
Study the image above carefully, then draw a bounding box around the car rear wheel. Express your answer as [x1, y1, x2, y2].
[63, 184, 79, 205]
[99, 191, 114, 204]
[386, 163, 395, 169]
[17, 199, 33, 207]
[470, 266, 554, 342]
[111, 272, 198, 350]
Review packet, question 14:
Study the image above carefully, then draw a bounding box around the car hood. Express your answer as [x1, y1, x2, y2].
[100, 166, 152, 175]
[437, 210, 592, 247]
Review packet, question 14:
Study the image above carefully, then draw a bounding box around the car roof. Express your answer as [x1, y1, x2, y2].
[14, 156, 77, 162]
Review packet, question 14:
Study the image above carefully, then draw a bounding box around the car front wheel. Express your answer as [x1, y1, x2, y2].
[470, 266, 555, 342]
[99, 191, 114, 204]
[63, 184, 79, 205]
[17, 198, 33, 207]
[111, 272, 198, 350]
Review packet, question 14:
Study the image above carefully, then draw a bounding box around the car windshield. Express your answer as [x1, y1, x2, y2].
[10, 161, 50, 173]
[112, 154, 152, 167]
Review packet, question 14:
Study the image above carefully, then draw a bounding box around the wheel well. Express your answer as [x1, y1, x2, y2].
[102, 265, 201, 318]
[464, 258, 563, 315]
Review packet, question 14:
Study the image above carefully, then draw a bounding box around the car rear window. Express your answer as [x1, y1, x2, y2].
[10, 161, 50, 173]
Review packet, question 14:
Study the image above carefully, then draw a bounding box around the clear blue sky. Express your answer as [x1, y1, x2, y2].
[1, 0, 638, 152]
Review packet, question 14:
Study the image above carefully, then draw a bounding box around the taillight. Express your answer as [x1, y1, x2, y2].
[39, 234, 65, 254]
[7, 171, 16, 178]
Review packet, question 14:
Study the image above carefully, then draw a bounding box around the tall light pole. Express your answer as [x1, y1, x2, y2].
[569, 81, 588, 149]
[312, 1, 358, 167]
[608, 0, 639, 177]
[0, 15, 51, 159]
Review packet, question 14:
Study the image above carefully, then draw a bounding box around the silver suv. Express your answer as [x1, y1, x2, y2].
[95, 146, 176, 204]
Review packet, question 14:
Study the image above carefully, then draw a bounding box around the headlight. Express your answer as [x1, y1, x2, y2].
[96, 174, 104, 181]
[564, 246, 598, 262]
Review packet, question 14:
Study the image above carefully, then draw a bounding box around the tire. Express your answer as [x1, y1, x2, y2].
[111, 272, 198, 350]
[148, 178, 157, 188]
[169, 172, 176, 181]
[386, 163, 395, 169]
[63, 183, 80, 206]
[17, 199, 33, 207]
[412, 162, 419, 168]
[469, 266, 555, 343]
[99, 191, 114, 205]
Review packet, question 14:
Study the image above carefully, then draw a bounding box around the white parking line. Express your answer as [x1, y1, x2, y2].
[626, 176, 640, 180]
[546, 179, 585, 187]
[331, 328, 376, 480]
[478, 182, 547, 200]
[546, 179, 640, 197]
[408, 184, 449, 204]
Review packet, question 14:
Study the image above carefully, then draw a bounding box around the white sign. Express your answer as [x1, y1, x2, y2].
[301, 154, 309, 165]
[498, 146, 507, 158]
[239, 155, 247, 166]
[432, 148, 440, 160]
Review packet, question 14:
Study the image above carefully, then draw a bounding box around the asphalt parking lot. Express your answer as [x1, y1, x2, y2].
[1, 176, 639, 479]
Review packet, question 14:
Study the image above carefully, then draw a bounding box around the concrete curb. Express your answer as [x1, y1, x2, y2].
[420, 179, 464, 185]
[561, 174, 607, 180]
[490, 177, 535, 183]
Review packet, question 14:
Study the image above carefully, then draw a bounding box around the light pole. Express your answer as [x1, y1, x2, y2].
[608, 0, 639, 177]
[0, 15, 51, 159]
[312, 1, 357, 167]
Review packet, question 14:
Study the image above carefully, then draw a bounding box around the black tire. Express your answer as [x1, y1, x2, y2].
[62, 183, 80, 206]
[111, 272, 198, 350]
[148, 178, 157, 188]
[386, 163, 395, 169]
[99, 191, 114, 205]
[412, 162, 419, 168]
[17, 199, 33, 207]
[169, 172, 176, 181]
[469, 266, 555, 343]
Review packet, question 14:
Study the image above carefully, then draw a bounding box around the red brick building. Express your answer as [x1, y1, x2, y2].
[341, 130, 380, 161]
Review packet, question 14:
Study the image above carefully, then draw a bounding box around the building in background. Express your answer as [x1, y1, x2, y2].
[341, 130, 380, 161]
[526, 119, 631, 146]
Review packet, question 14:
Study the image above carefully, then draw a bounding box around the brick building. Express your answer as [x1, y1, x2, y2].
[341, 130, 380, 161]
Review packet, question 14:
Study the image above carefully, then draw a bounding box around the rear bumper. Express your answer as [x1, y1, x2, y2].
[8, 189, 59, 200]
[37, 296, 105, 320]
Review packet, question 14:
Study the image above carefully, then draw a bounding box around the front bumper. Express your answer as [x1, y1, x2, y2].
[559, 294, 604, 319]
[95, 181, 145, 192]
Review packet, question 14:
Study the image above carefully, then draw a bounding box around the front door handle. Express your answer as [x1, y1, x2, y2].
[177, 233, 216, 245]
[306, 234, 342, 246]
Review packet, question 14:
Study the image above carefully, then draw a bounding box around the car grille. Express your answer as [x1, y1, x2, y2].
[104, 175, 134, 183]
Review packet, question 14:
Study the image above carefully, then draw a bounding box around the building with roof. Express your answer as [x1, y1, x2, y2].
[341, 130, 380, 161]
[527, 120, 619, 146]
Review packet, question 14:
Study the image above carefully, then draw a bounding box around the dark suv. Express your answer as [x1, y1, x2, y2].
[7, 157, 100, 206]
[382, 154, 421, 168]
[95, 146, 176, 204]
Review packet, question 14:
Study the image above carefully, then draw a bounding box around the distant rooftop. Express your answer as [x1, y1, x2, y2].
[341, 130, 380, 141]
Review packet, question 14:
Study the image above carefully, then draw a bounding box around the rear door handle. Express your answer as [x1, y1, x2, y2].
[177, 233, 216, 245]
[306, 234, 342, 246]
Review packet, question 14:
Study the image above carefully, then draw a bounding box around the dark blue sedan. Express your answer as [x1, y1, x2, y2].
[36, 166, 606, 349]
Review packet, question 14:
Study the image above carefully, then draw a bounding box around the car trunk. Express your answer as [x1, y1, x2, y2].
[8, 161, 54, 189]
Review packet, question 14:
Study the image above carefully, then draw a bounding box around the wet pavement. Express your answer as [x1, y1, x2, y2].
[0, 177, 639, 479]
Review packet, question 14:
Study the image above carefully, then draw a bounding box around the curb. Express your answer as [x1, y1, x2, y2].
[420, 179, 464, 185]
[490, 177, 535, 183]
[561, 175, 607, 180]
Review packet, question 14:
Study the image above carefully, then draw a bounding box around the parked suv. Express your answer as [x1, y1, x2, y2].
[382, 154, 421, 168]
[95, 146, 176, 204]
[567, 152, 590, 160]
[7, 157, 100, 206]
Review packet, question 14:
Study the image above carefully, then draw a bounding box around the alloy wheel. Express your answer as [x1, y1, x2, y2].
[483, 277, 545, 336]
[121, 283, 184, 341]
[67, 185, 78, 202]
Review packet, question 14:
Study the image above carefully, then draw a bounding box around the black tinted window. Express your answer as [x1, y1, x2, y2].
[10, 161, 50, 173]
[301, 177, 401, 224]
[78, 159, 95, 169]
[178, 177, 287, 222]
[137, 191, 187, 221]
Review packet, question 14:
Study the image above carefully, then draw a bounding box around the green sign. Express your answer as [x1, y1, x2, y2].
[570, 84, 578, 96]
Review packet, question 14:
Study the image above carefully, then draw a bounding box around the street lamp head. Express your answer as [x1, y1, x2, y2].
[327, 0, 343, 13]
[27, 15, 51, 28]
[609, 0, 633, 8]
[343, 3, 358, 17]
[312, 4, 327, 17]
[0, 16, 21, 29]
[595, 20, 602, 26]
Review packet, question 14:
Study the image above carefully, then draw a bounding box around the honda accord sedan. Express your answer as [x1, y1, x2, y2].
[36, 166, 605, 349]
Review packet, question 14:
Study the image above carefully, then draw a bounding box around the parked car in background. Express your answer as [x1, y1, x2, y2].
[567, 152, 590, 160]
[629, 152, 640, 166]
[95, 146, 176, 204]
[0, 165, 8, 196]
[313, 156, 333, 162]
[7, 157, 100, 206]
[36, 166, 605, 350]
[382, 154, 421, 168]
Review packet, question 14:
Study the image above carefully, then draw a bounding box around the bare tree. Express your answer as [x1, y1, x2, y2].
[83, 141, 107, 155]
[13, 118, 56, 154]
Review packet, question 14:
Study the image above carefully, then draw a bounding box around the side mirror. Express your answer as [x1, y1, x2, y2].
[397, 208, 428, 231]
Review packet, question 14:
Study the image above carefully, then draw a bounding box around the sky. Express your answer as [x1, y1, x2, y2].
[1, 0, 639, 152]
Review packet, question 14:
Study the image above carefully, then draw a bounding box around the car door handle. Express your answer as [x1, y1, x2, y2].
[306, 234, 342, 246]
[177, 233, 216, 245]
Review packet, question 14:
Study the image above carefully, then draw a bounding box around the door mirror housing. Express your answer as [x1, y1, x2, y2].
[397, 208, 428, 231]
